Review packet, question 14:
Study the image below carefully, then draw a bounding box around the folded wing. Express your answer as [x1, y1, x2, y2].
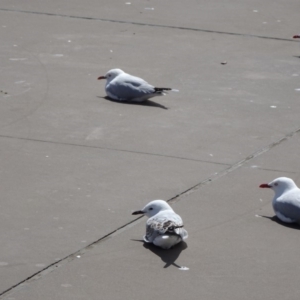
[107, 74, 156, 100]
[144, 212, 188, 243]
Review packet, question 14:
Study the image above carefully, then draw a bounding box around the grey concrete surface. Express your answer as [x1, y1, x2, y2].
[1, 0, 299, 38]
[0, 0, 300, 299]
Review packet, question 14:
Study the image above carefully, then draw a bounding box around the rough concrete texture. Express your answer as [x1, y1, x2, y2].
[0, 0, 300, 299]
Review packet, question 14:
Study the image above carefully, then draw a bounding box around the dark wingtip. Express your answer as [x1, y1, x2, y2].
[154, 87, 172, 91]
[132, 210, 144, 215]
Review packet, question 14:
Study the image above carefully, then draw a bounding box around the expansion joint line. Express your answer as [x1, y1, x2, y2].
[0, 8, 297, 42]
[169, 126, 300, 204]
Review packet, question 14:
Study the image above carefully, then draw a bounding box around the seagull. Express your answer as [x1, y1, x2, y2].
[98, 69, 177, 102]
[260, 177, 300, 224]
[132, 200, 188, 249]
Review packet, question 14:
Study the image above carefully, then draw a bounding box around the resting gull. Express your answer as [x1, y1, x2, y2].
[132, 200, 188, 249]
[260, 177, 300, 224]
[98, 69, 177, 102]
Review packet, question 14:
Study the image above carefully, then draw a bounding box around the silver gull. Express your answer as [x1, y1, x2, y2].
[132, 200, 188, 249]
[260, 177, 300, 224]
[98, 69, 177, 102]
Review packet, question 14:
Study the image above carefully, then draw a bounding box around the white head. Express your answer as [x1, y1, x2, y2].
[260, 177, 298, 195]
[97, 69, 125, 82]
[132, 200, 173, 218]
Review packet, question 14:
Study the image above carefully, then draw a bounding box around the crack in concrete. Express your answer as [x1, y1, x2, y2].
[0, 8, 297, 42]
[0, 134, 230, 166]
[248, 166, 299, 174]
[1, 127, 299, 299]
[169, 127, 300, 203]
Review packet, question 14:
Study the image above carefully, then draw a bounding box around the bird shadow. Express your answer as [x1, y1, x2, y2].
[131, 239, 188, 269]
[97, 96, 169, 110]
[260, 215, 300, 230]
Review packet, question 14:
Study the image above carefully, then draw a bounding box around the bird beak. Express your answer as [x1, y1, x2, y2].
[97, 76, 106, 80]
[259, 183, 271, 188]
[132, 210, 144, 215]
[293, 35, 300, 39]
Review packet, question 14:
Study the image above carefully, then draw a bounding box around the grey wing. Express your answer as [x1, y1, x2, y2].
[274, 201, 300, 223]
[145, 213, 187, 242]
[144, 222, 160, 243]
[275, 191, 300, 223]
[170, 215, 188, 240]
[108, 75, 155, 100]
[177, 227, 188, 240]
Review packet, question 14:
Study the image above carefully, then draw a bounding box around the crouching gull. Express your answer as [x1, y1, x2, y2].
[260, 177, 300, 224]
[132, 200, 188, 249]
[98, 69, 178, 102]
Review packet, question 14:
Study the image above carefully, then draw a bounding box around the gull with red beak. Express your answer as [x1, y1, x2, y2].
[132, 200, 188, 249]
[260, 177, 300, 224]
[98, 69, 177, 102]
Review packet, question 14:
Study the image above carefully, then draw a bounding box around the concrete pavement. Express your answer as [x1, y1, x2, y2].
[0, 1, 300, 299]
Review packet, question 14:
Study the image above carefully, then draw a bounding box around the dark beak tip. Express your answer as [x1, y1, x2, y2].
[132, 210, 143, 215]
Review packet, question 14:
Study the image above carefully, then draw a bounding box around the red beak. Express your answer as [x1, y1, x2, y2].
[97, 76, 106, 80]
[259, 183, 270, 188]
[293, 35, 300, 39]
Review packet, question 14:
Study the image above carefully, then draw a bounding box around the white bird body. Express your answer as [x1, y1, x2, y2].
[98, 69, 175, 102]
[132, 200, 188, 249]
[260, 177, 300, 224]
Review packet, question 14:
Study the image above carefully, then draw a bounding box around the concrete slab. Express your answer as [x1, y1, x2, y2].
[3, 156, 299, 300]
[1, 0, 300, 299]
[245, 133, 300, 177]
[0, 136, 224, 293]
[1, 0, 299, 38]
[1, 10, 300, 165]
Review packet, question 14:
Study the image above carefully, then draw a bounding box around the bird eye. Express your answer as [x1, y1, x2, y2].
[274, 183, 278, 186]
[149, 207, 153, 211]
